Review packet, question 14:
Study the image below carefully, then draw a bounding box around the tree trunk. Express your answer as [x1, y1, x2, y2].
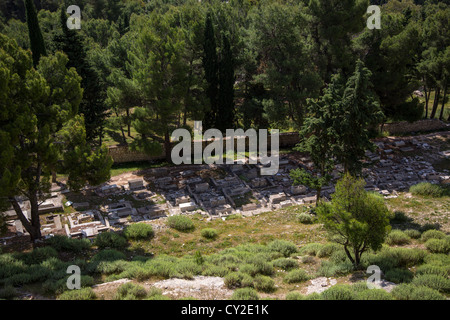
[126, 108, 131, 137]
[9, 196, 41, 243]
[438, 84, 447, 120]
[430, 87, 441, 119]
[424, 84, 429, 118]
[164, 129, 172, 163]
[51, 171, 57, 183]
[315, 186, 321, 207]
[343, 245, 355, 266]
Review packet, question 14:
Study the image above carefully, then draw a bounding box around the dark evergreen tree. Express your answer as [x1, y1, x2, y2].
[216, 34, 235, 132]
[202, 13, 219, 130]
[25, 0, 47, 67]
[53, 6, 108, 144]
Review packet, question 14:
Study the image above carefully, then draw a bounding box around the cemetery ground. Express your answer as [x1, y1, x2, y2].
[1, 132, 450, 300]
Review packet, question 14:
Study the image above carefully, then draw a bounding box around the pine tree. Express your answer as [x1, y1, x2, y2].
[203, 13, 219, 130]
[25, 0, 46, 67]
[54, 7, 108, 144]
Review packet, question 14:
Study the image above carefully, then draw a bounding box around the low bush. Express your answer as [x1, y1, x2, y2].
[24, 246, 58, 265]
[403, 229, 421, 239]
[298, 243, 323, 256]
[145, 287, 170, 300]
[167, 215, 195, 232]
[272, 258, 298, 271]
[283, 269, 309, 284]
[46, 235, 91, 253]
[202, 265, 230, 277]
[316, 243, 342, 258]
[267, 240, 298, 257]
[391, 283, 446, 300]
[321, 285, 355, 300]
[384, 268, 414, 284]
[0, 285, 17, 299]
[409, 182, 448, 197]
[386, 230, 411, 246]
[115, 283, 147, 300]
[253, 275, 275, 293]
[411, 274, 450, 293]
[420, 230, 446, 242]
[355, 289, 393, 300]
[124, 223, 155, 240]
[57, 288, 97, 300]
[300, 256, 315, 264]
[382, 247, 427, 268]
[415, 264, 449, 277]
[425, 239, 450, 254]
[390, 211, 410, 224]
[201, 228, 218, 240]
[297, 212, 315, 224]
[94, 232, 127, 249]
[317, 261, 354, 277]
[91, 249, 127, 262]
[424, 253, 450, 266]
[285, 292, 304, 300]
[231, 288, 259, 300]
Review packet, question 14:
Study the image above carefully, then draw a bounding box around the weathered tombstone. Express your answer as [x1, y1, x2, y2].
[129, 179, 145, 191]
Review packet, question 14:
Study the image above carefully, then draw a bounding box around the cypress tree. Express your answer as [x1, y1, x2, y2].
[202, 13, 219, 130]
[216, 34, 235, 132]
[25, 0, 47, 67]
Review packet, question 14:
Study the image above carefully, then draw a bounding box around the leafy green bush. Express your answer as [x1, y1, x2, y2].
[298, 243, 323, 256]
[317, 261, 354, 277]
[283, 269, 309, 284]
[58, 288, 97, 300]
[381, 247, 427, 268]
[167, 215, 195, 232]
[272, 258, 298, 271]
[425, 239, 450, 254]
[411, 274, 450, 293]
[91, 249, 127, 262]
[297, 212, 315, 224]
[409, 182, 448, 197]
[94, 232, 127, 249]
[403, 229, 421, 239]
[231, 288, 259, 300]
[253, 275, 275, 293]
[115, 282, 147, 300]
[321, 285, 355, 300]
[300, 256, 315, 264]
[424, 253, 450, 266]
[355, 289, 393, 300]
[202, 264, 230, 277]
[23, 246, 58, 265]
[420, 230, 446, 242]
[316, 243, 342, 258]
[415, 264, 449, 277]
[124, 223, 155, 240]
[390, 211, 410, 224]
[384, 268, 413, 284]
[386, 230, 411, 245]
[43, 275, 95, 295]
[225, 272, 244, 289]
[285, 292, 304, 300]
[391, 283, 446, 300]
[201, 228, 218, 240]
[267, 240, 298, 257]
[145, 287, 170, 300]
[46, 235, 91, 253]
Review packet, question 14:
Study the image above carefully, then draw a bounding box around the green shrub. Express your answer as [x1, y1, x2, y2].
[283, 269, 309, 284]
[43, 275, 95, 295]
[403, 229, 421, 239]
[46, 235, 91, 253]
[391, 283, 446, 300]
[0, 285, 17, 299]
[355, 289, 393, 300]
[384, 268, 413, 284]
[411, 274, 450, 293]
[317, 261, 354, 277]
[416, 264, 449, 277]
[24, 246, 58, 265]
[321, 285, 355, 300]
[91, 249, 127, 262]
[58, 288, 97, 300]
[94, 232, 127, 249]
[267, 240, 298, 257]
[167, 215, 195, 232]
[124, 223, 155, 240]
[390, 211, 410, 224]
[317, 243, 342, 258]
[176, 259, 202, 279]
[115, 282, 147, 300]
[329, 250, 348, 263]
[409, 182, 447, 197]
[300, 256, 315, 264]
[145, 287, 170, 300]
[201, 228, 218, 240]
[386, 230, 411, 245]
[253, 275, 275, 293]
[224, 272, 243, 289]
[202, 264, 230, 277]
[382, 247, 427, 268]
[231, 288, 259, 300]
[272, 258, 298, 271]
[420, 230, 446, 242]
[298, 243, 323, 256]
[285, 292, 304, 300]
[297, 212, 314, 224]
[425, 239, 450, 254]
[424, 253, 450, 266]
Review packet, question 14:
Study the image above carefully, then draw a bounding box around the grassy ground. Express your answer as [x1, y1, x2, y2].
[419, 90, 450, 120]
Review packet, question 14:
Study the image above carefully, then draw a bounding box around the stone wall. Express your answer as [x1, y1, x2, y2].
[384, 119, 449, 135]
[107, 120, 449, 164]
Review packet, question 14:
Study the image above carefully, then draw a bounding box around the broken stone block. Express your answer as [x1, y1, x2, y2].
[279, 200, 293, 208]
[73, 202, 90, 211]
[179, 202, 197, 212]
[400, 147, 414, 152]
[128, 179, 145, 191]
[195, 182, 209, 193]
[269, 192, 287, 204]
[242, 203, 259, 211]
[394, 141, 406, 147]
[302, 196, 316, 204]
[291, 185, 307, 195]
[210, 196, 226, 207]
[175, 196, 191, 205]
